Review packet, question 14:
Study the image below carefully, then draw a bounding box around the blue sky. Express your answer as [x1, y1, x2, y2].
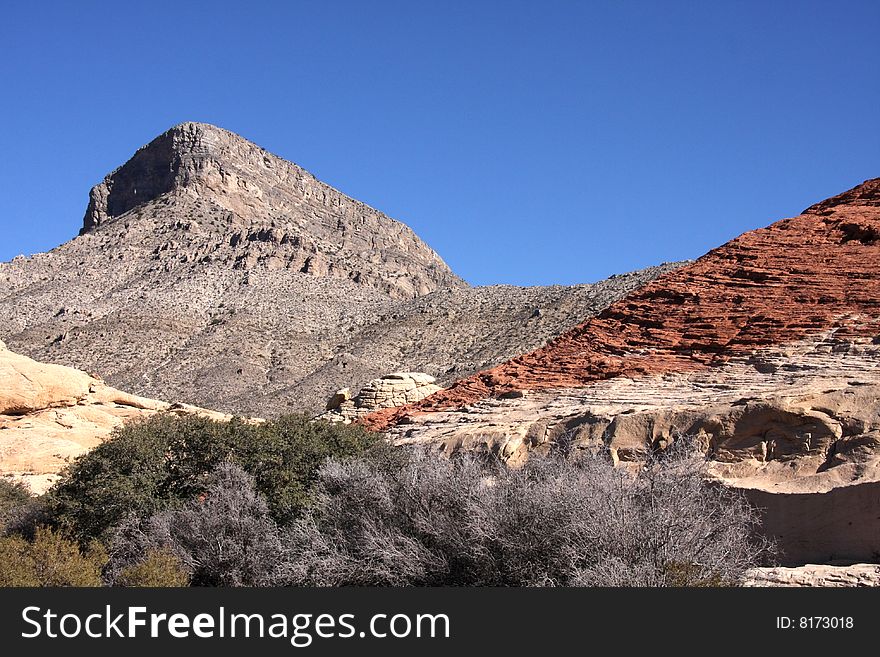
[1, 1, 877, 286]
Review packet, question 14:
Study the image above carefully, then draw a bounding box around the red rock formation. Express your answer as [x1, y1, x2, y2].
[363, 178, 880, 432]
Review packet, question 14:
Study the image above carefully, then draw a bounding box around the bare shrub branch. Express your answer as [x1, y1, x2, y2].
[278, 442, 773, 586]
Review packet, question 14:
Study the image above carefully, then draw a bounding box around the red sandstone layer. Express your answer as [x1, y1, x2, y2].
[362, 178, 880, 432]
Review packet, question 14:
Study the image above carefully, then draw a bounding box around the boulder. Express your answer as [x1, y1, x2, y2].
[325, 387, 352, 411]
[321, 373, 441, 424]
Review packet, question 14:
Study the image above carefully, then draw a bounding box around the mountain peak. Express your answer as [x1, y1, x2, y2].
[80, 122, 270, 233]
[76, 123, 463, 299]
[169, 120, 226, 133]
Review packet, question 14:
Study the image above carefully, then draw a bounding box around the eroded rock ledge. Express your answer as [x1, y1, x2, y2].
[745, 564, 880, 587]
[376, 332, 880, 564]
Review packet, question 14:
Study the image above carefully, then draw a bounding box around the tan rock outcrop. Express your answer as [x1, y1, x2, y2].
[0, 339, 94, 415]
[321, 373, 441, 423]
[745, 564, 880, 587]
[0, 340, 234, 494]
[325, 388, 352, 411]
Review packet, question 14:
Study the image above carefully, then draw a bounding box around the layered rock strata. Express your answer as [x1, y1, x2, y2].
[321, 373, 441, 423]
[363, 179, 880, 566]
[364, 178, 880, 431]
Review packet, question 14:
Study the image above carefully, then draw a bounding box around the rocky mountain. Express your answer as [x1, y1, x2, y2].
[291, 266, 682, 413]
[3, 121, 878, 575]
[0, 122, 679, 417]
[0, 338, 232, 494]
[364, 178, 880, 566]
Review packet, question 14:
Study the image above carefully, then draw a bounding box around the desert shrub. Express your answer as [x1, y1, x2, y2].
[0, 478, 32, 531]
[46, 413, 378, 544]
[3, 495, 52, 541]
[279, 450, 498, 586]
[108, 462, 282, 586]
[233, 414, 380, 525]
[115, 547, 190, 587]
[279, 443, 772, 586]
[0, 526, 106, 586]
[0, 535, 37, 586]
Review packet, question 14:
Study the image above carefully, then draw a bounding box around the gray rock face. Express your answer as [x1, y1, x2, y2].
[0, 122, 683, 417]
[80, 122, 463, 299]
[290, 264, 685, 412]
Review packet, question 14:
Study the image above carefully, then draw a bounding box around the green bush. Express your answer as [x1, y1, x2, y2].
[0, 535, 37, 586]
[0, 526, 106, 586]
[115, 548, 190, 587]
[45, 413, 379, 544]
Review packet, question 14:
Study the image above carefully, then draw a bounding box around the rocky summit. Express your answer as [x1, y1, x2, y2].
[79, 122, 461, 299]
[364, 178, 880, 566]
[0, 122, 678, 418]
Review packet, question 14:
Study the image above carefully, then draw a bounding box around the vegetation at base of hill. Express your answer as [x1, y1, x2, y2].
[108, 462, 282, 586]
[102, 439, 770, 587]
[278, 443, 772, 586]
[40, 413, 379, 545]
[115, 547, 190, 587]
[1, 413, 773, 587]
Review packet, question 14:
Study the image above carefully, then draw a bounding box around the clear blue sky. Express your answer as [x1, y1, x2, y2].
[1, 1, 877, 286]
